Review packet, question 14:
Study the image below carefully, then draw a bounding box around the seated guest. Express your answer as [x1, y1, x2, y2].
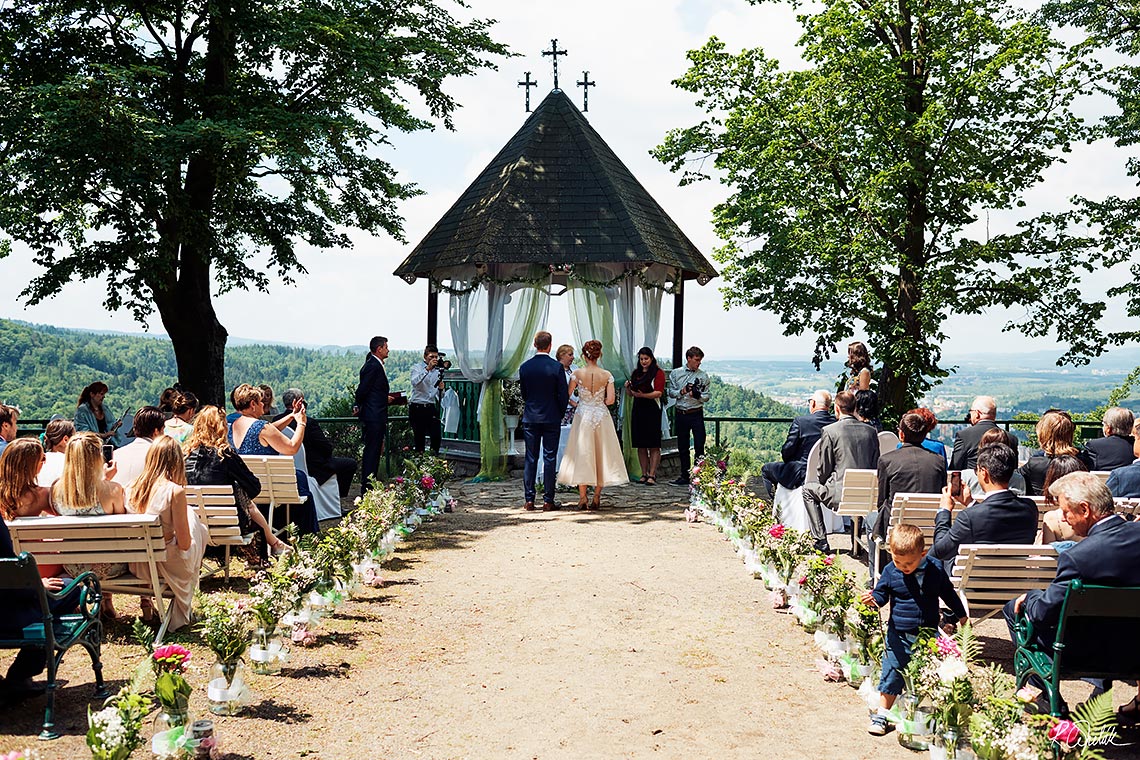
[229, 384, 318, 535]
[1107, 420, 1140, 498]
[0, 404, 18, 457]
[899, 408, 947, 461]
[1018, 410, 1079, 496]
[1082, 406, 1135, 472]
[163, 391, 199, 445]
[1004, 472, 1140, 688]
[869, 411, 946, 540]
[929, 443, 1037, 562]
[854, 389, 882, 432]
[802, 391, 880, 553]
[0, 438, 53, 519]
[184, 405, 287, 555]
[0, 518, 71, 703]
[962, 428, 1026, 500]
[274, 388, 357, 499]
[761, 390, 834, 498]
[0, 439, 63, 580]
[111, 406, 166, 494]
[158, 386, 177, 414]
[37, 418, 74, 487]
[258, 384, 277, 418]
[51, 432, 127, 616]
[1040, 455, 1088, 544]
[128, 436, 208, 631]
[950, 396, 999, 470]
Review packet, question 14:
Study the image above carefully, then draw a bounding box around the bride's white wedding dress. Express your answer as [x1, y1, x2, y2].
[557, 369, 629, 487]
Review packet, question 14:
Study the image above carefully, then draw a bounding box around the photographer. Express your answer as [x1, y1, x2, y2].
[667, 346, 710, 486]
[409, 345, 448, 454]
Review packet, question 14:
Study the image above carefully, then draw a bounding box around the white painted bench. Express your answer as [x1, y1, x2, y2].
[184, 485, 251, 582]
[241, 455, 303, 536]
[6, 513, 174, 642]
[950, 543, 1060, 621]
[836, 468, 878, 556]
[872, 492, 947, 581]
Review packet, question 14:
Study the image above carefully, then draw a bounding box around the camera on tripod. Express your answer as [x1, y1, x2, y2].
[437, 352, 452, 371]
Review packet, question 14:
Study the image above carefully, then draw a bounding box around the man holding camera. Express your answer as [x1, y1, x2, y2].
[409, 345, 448, 455]
[667, 346, 710, 486]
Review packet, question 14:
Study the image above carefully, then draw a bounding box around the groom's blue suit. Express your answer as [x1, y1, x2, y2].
[518, 352, 569, 507]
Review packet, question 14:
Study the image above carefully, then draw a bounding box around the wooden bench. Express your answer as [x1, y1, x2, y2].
[241, 455, 304, 536]
[185, 485, 251, 582]
[1014, 580, 1140, 716]
[6, 513, 175, 643]
[0, 555, 109, 739]
[836, 468, 878, 557]
[1091, 470, 1111, 486]
[950, 543, 1059, 622]
[872, 492, 947, 580]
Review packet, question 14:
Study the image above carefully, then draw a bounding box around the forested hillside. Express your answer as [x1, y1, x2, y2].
[0, 320, 796, 462]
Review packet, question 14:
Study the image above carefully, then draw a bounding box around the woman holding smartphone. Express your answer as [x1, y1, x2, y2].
[74, 381, 127, 447]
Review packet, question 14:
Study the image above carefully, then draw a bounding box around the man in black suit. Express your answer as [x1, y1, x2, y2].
[517, 331, 569, 512]
[354, 336, 400, 496]
[1081, 406, 1135, 472]
[929, 442, 1037, 562]
[276, 388, 357, 499]
[802, 391, 880, 553]
[868, 411, 946, 540]
[1005, 471, 1140, 650]
[761, 390, 834, 498]
[949, 395, 999, 470]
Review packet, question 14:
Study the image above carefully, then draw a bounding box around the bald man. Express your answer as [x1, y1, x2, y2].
[761, 390, 836, 497]
[950, 396, 998, 471]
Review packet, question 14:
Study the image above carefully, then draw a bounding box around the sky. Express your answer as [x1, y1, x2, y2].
[0, 0, 1137, 362]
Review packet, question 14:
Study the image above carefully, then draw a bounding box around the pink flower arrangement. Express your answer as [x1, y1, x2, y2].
[798, 575, 808, 585]
[393, 476, 405, 485]
[768, 524, 786, 539]
[716, 460, 727, 471]
[1016, 684, 1043, 703]
[152, 644, 191, 673]
[935, 635, 962, 659]
[1048, 719, 1081, 746]
[823, 556, 834, 566]
[291, 625, 318, 647]
[421, 475, 436, 490]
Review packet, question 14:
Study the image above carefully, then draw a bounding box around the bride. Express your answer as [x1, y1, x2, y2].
[557, 340, 628, 509]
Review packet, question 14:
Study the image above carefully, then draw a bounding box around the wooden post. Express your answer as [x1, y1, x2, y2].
[672, 277, 684, 368]
[427, 282, 439, 347]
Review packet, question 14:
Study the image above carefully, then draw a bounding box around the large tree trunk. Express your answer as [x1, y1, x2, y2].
[157, 284, 229, 406]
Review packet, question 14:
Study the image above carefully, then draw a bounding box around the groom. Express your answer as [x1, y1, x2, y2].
[518, 331, 569, 512]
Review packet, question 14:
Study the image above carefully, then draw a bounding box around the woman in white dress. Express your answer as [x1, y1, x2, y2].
[557, 340, 628, 509]
[128, 435, 208, 631]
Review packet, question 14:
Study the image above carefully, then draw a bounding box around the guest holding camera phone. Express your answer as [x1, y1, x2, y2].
[667, 346, 710, 486]
[409, 345, 448, 455]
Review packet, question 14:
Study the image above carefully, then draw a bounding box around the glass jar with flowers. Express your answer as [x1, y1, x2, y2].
[197, 595, 254, 716]
[247, 573, 295, 675]
[86, 688, 151, 760]
[151, 644, 194, 731]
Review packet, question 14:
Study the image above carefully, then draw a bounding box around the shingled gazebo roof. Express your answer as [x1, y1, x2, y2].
[394, 89, 717, 282]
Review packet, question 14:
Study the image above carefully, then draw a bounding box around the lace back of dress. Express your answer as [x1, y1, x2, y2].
[576, 371, 610, 428]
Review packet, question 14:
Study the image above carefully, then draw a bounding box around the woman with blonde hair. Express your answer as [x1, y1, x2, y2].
[1018, 410, 1080, 496]
[185, 405, 287, 556]
[557, 340, 628, 509]
[128, 436, 208, 630]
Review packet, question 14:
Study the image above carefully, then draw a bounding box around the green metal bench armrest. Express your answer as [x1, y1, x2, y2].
[47, 570, 101, 622]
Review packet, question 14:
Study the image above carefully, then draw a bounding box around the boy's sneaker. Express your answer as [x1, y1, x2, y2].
[867, 714, 891, 736]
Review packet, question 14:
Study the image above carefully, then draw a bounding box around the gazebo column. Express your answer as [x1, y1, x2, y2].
[426, 282, 439, 347]
[672, 277, 684, 368]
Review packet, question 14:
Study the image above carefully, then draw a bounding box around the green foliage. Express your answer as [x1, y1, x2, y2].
[653, 0, 1098, 420]
[0, 2, 510, 401]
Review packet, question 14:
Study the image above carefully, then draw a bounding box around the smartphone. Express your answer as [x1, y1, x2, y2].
[949, 471, 962, 501]
[102, 443, 115, 464]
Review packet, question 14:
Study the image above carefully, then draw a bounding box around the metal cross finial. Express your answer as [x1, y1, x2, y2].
[518, 71, 538, 112]
[542, 38, 568, 90]
[576, 70, 596, 112]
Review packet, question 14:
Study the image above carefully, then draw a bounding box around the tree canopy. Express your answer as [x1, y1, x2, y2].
[653, 0, 1104, 419]
[0, 1, 509, 404]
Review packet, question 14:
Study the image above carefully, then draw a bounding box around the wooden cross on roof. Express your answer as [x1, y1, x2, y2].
[518, 71, 538, 112]
[542, 39, 568, 90]
[576, 71, 596, 112]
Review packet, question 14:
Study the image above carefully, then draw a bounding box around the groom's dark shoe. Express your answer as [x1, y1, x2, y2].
[542, 501, 560, 511]
[523, 501, 537, 511]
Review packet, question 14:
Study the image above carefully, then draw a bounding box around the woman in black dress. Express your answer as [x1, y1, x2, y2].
[625, 347, 666, 485]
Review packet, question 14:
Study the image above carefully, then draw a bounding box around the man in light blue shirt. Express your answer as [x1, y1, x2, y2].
[667, 346, 710, 486]
[409, 345, 445, 454]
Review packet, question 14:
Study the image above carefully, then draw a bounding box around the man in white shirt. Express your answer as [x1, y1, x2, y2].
[111, 406, 166, 495]
[0, 405, 18, 458]
[408, 345, 445, 454]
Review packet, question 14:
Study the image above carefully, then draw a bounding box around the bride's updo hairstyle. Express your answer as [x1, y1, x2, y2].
[582, 340, 603, 361]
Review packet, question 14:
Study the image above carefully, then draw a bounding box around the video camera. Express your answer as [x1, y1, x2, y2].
[437, 352, 452, 371]
[686, 379, 707, 400]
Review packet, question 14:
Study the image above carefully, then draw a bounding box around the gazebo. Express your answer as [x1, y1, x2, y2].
[394, 88, 717, 479]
